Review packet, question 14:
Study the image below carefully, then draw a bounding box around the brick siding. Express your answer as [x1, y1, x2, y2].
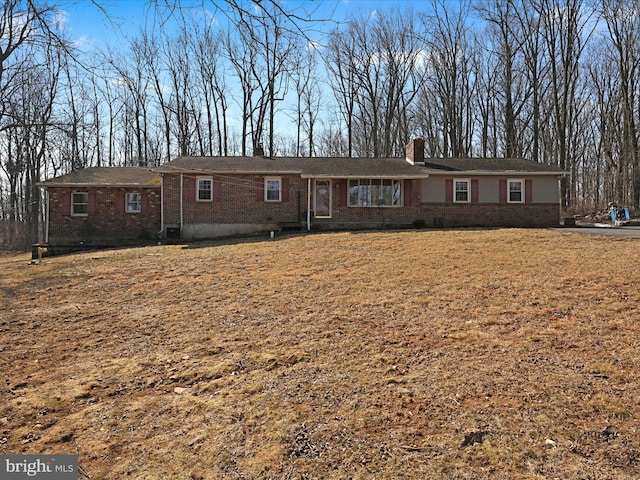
[419, 203, 561, 228]
[163, 173, 307, 227]
[163, 174, 560, 235]
[47, 187, 161, 245]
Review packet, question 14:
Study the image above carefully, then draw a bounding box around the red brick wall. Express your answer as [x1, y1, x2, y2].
[47, 187, 161, 245]
[419, 203, 560, 227]
[163, 174, 560, 233]
[45, 175, 559, 246]
[311, 179, 419, 229]
[162, 173, 307, 227]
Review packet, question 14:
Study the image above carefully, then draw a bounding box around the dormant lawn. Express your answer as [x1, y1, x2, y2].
[1, 229, 639, 479]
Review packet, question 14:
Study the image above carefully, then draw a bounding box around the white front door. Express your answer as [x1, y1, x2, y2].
[314, 180, 332, 217]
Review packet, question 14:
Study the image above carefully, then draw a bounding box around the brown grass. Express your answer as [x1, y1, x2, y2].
[1, 229, 639, 479]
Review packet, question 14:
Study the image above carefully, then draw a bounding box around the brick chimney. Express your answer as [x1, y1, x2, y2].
[406, 138, 425, 164]
[253, 143, 265, 157]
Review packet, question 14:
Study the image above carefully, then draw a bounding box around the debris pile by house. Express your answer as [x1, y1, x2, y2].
[578, 203, 636, 226]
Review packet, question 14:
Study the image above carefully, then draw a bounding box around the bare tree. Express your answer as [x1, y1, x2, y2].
[224, 25, 259, 156]
[105, 38, 152, 166]
[419, 0, 477, 157]
[290, 44, 322, 157]
[325, 29, 358, 157]
[328, 9, 423, 157]
[476, 0, 528, 158]
[0, 0, 68, 247]
[474, 39, 501, 157]
[513, 0, 548, 163]
[139, 31, 174, 163]
[190, 20, 229, 156]
[599, 0, 640, 206]
[538, 0, 592, 208]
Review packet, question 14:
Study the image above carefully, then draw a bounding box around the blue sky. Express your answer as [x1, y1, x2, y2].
[53, 0, 448, 144]
[59, 0, 428, 49]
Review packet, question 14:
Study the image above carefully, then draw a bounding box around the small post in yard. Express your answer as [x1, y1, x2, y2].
[31, 244, 48, 264]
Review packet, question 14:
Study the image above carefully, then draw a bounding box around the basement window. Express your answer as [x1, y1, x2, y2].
[197, 177, 213, 202]
[126, 193, 142, 213]
[71, 192, 89, 216]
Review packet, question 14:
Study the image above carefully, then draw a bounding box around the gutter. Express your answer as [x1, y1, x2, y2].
[36, 182, 161, 188]
[158, 174, 164, 237]
[180, 173, 184, 236]
[43, 187, 49, 244]
[307, 177, 311, 231]
[424, 171, 568, 176]
[300, 174, 430, 179]
[153, 166, 302, 176]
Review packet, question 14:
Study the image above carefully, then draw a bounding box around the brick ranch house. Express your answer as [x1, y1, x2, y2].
[37, 140, 565, 248]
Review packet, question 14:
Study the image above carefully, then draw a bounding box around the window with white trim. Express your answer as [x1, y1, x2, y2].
[348, 179, 402, 207]
[454, 179, 470, 203]
[71, 192, 89, 216]
[508, 179, 524, 203]
[197, 176, 212, 201]
[265, 177, 282, 201]
[126, 193, 142, 213]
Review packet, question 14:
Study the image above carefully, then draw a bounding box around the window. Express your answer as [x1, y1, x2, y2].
[71, 192, 89, 216]
[197, 177, 212, 201]
[126, 193, 142, 213]
[508, 179, 524, 203]
[265, 177, 282, 202]
[454, 179, 470, 203]
[348, 179, 402, 207]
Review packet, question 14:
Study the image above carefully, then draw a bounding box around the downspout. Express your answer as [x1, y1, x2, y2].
[180, 173, 184, 236]
[307, 177, 312, 231]
[158, 174, 164, 236]
[44, 187, 49, 244]
[297, 189, 301, 228]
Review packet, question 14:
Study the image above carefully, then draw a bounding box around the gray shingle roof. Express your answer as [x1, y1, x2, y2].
[39, 156, 564, 187]
[153, 156, 431, 178]
[424, 157, 566, 173]
[38, 167, 161, 187]
[154, 156, 564, 177]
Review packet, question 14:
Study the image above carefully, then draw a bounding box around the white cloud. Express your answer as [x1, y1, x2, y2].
[53, 9, 68, 30]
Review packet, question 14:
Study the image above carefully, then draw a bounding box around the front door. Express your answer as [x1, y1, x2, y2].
[314, 180, 332, 217]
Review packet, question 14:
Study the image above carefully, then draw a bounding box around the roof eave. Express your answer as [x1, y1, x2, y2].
[38, 182, 160, 188]
[155, 168, 302, 175]
[425, 170, 567, 176]
[300, 173, 430, 179]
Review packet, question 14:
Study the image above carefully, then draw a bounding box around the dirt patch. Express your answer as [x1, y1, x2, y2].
[1, 229, 639, 479]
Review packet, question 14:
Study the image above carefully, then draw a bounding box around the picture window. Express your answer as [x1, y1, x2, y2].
[348, 179, 401, 207]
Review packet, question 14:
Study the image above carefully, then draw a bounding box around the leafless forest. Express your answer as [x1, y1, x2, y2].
[1, 0, 639, 248]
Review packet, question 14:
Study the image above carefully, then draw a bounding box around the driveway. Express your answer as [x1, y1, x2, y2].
[553, 225, 640, 239]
